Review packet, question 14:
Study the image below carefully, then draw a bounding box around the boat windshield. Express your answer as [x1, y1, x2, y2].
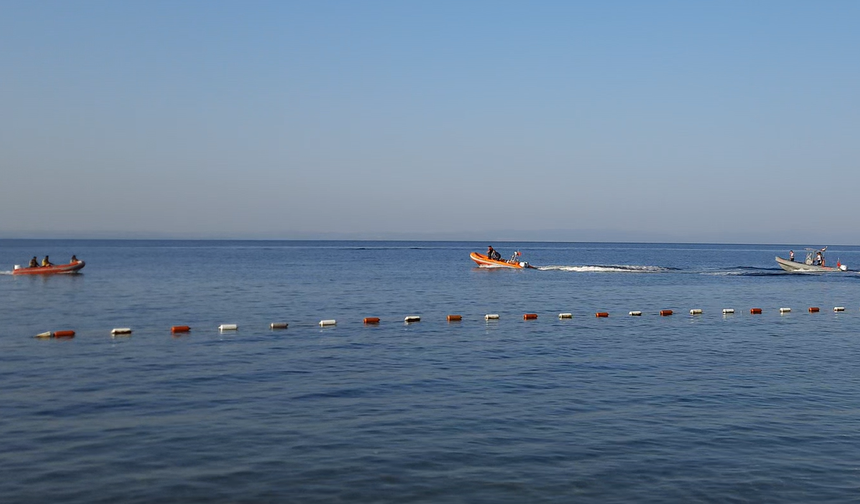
[804, 247, 826, 266]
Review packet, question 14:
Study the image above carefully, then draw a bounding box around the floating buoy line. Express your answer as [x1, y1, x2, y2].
[31, 306, 859, 339]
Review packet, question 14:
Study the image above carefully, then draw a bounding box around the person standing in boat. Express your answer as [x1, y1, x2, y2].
[29, 256, 38, 268]
[815, 250, 823, 266]
[487, 246, 502, 261]
[789, 250, 794, 262]
[41, 255, 53, 267]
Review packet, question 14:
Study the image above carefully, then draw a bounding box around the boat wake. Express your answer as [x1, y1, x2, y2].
[0, 271, 13, 275]
[538, 264, 670, 273]
[704, 266, 792, 277]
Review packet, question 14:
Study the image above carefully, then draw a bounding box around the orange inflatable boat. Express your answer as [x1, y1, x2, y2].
[13, 261, 86, 275]
[470, 252, 534, 269]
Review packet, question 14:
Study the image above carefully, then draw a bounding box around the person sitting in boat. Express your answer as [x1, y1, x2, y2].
[29, 256, 38, 268]
[41, 255, 53, 267]
[71, 255, 79, 263]
[487, 246, 502, 261]
[789, 250, 794, 262]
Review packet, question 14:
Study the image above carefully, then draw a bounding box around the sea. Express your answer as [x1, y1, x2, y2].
[2, 240, 860, 503]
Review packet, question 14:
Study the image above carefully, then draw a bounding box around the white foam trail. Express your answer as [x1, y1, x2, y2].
[0, 271, 13, 275]
[537, 265, 666, 273]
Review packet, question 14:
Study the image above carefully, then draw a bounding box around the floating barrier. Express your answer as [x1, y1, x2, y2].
[27, 301, 860, 341]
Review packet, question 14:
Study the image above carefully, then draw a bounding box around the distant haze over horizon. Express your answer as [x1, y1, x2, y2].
[2, 2, 858, 245]
[1, 229, 855, 247]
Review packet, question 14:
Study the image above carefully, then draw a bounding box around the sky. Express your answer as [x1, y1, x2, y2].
[2, 1, 858, 243]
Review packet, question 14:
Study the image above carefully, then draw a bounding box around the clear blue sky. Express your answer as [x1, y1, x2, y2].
[2, 1, 858, 243]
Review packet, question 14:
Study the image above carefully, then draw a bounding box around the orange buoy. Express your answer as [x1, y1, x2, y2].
[171, 325, 191, 333]
[523, 313, 538, 320]
[53, 330, 75, 338]
[363, 317, 380, 324]
[447, 315, 462, 322]
[660, 310, 673, 316]
[750, 308, 762, 314]
[808, 307, 820, 313]
[595, 312, 609, 318]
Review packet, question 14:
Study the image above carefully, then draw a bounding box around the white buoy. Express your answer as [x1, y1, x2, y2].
[779, 307, 791, 313]
[834, 307, 845, 312]
[722, 308, 735, 314]
[111, 328, 132, 335]
[319, 319, 336, 327]
[270, 322, 289, 329]
[690, 309, 703, 315]
[219, 324, 238, 331]
[404, 316, 421, 323]
[485, 314, 500, 320]
[34, 331, 52, 338]
[558, 313, 572, 319]
[629, 311, 642, 316]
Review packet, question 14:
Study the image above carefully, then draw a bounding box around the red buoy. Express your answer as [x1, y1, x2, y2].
[171, 325, 191, 333]
[660, 310, 673, 316]
[53, 330, 75, 338]
[595, 312, 609, 318]
[363, 317, 380, 324]
[523, 313, 538, 320]
[750, 308, 762, 314]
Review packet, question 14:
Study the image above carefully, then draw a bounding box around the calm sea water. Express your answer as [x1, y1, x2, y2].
[2, 240, 860, 503]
